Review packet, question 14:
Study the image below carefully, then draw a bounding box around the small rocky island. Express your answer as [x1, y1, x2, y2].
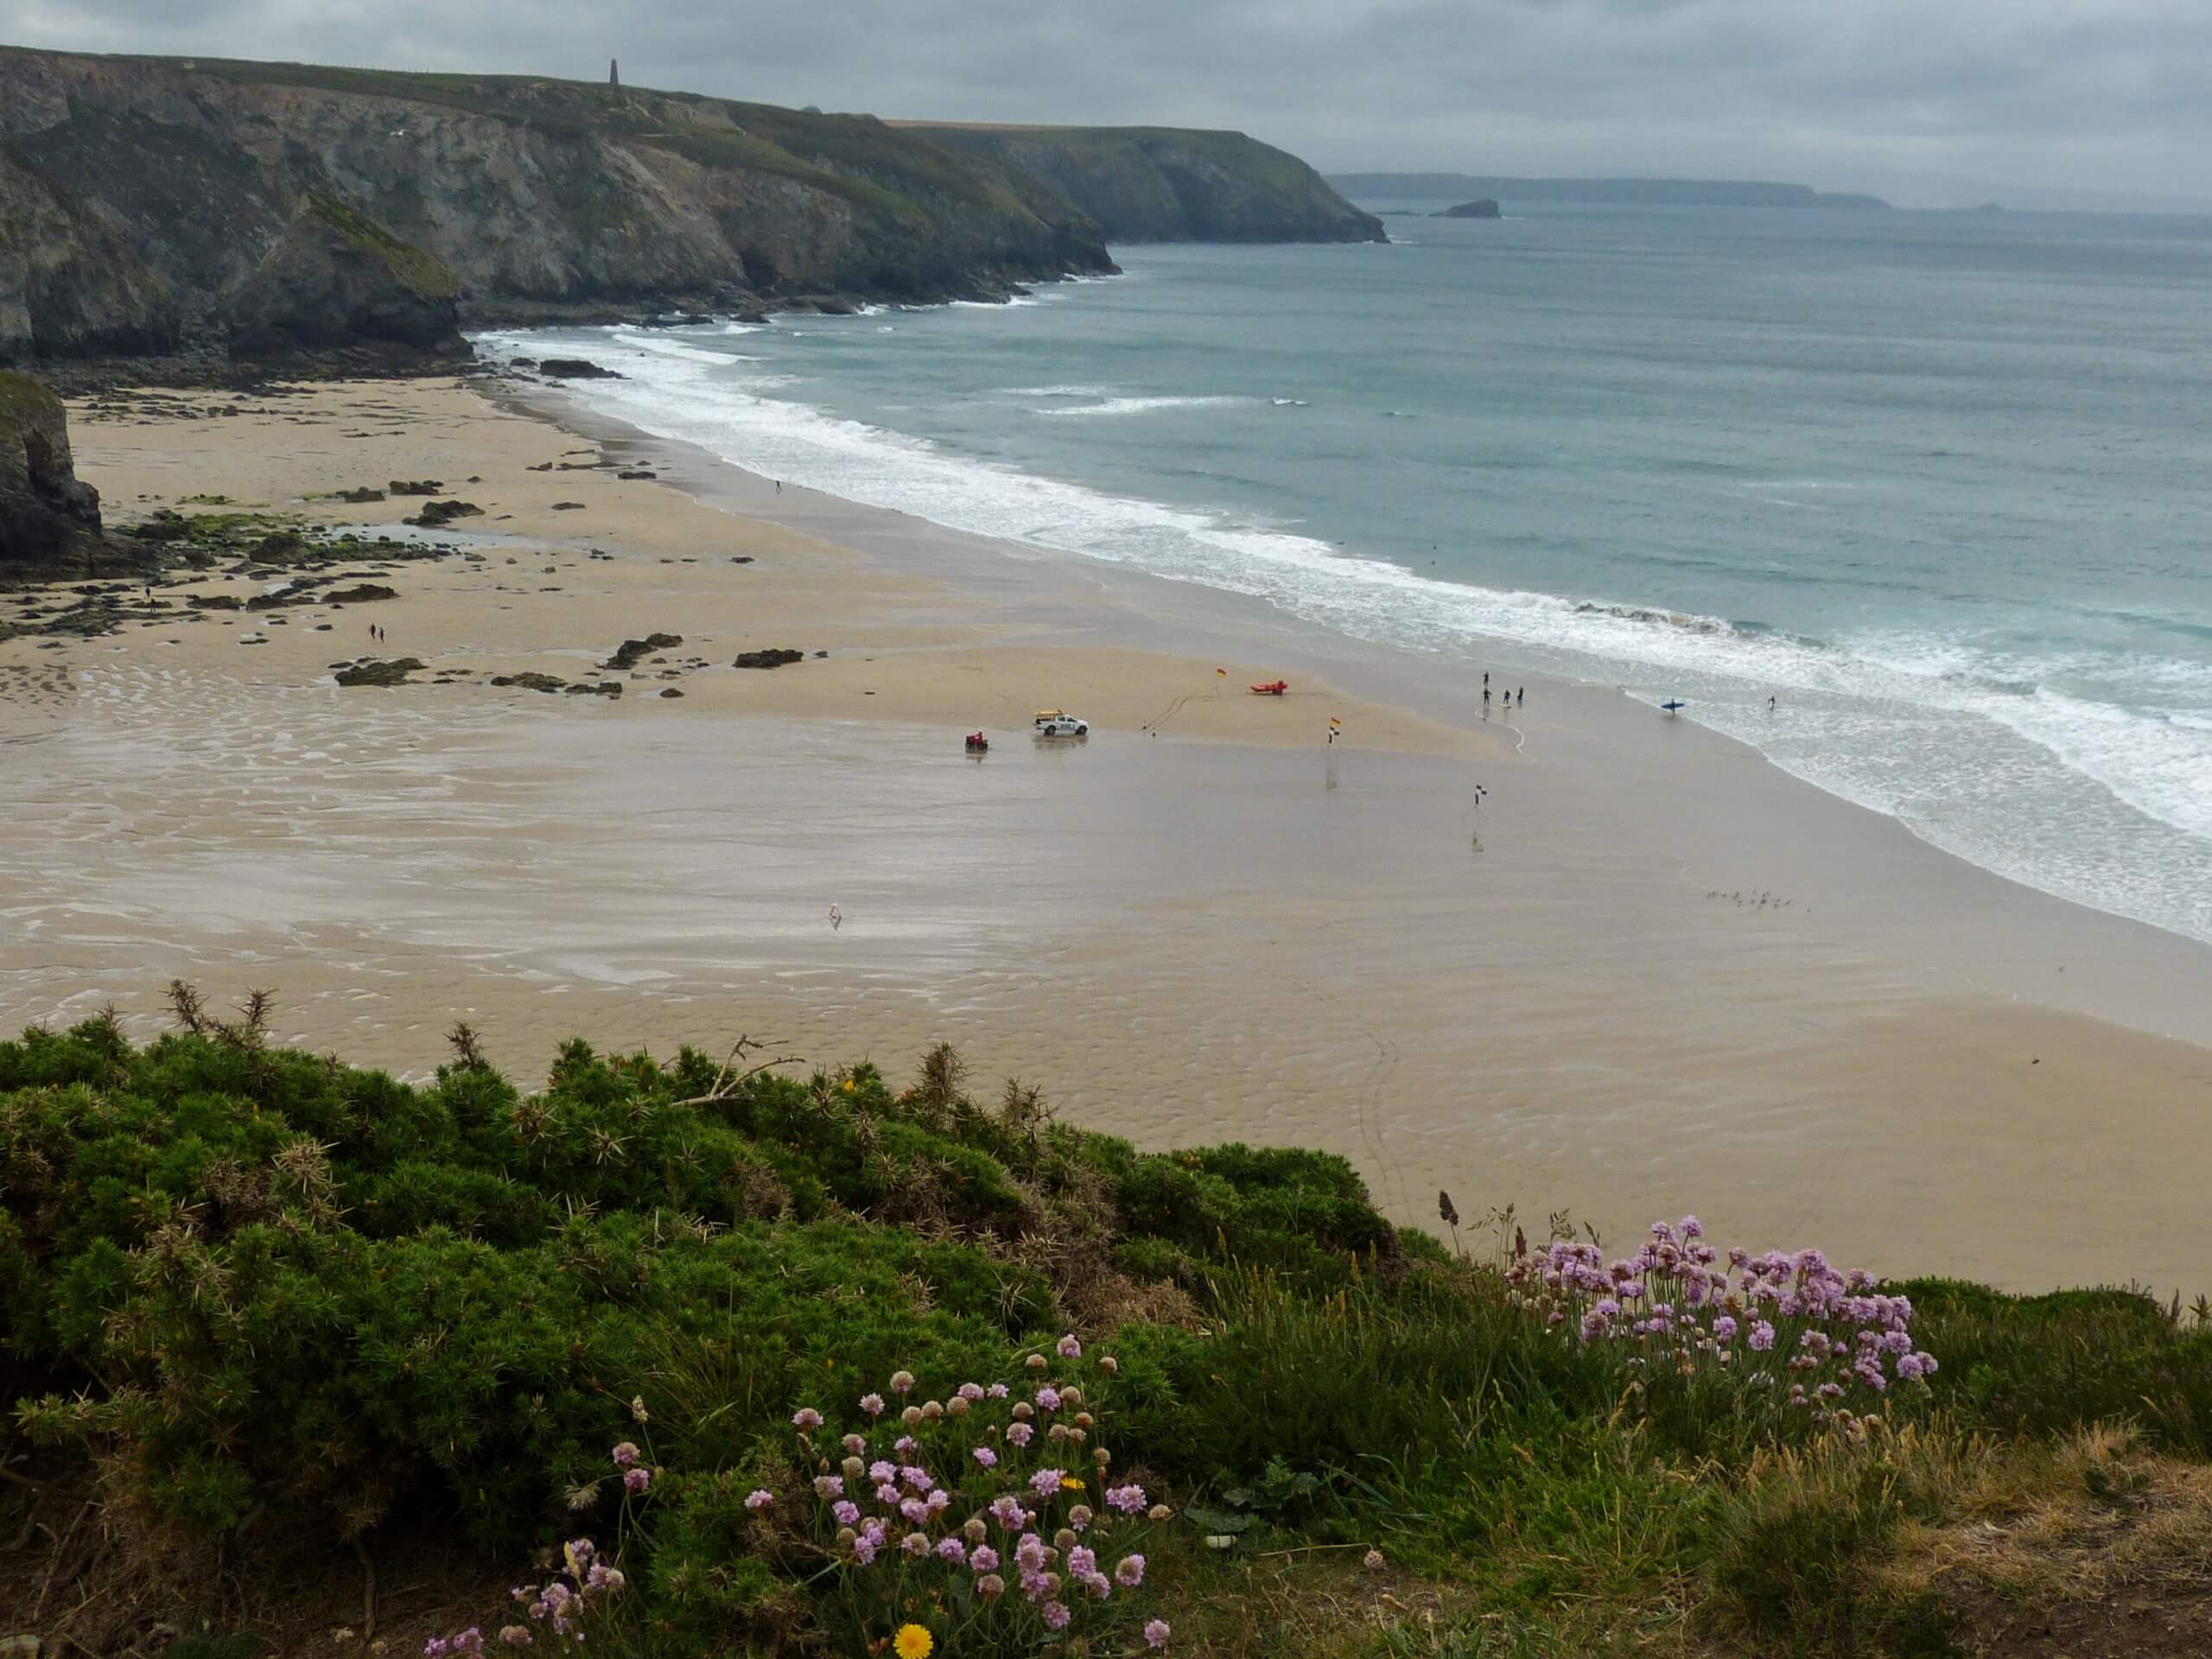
[1434, 198, 1502, 219]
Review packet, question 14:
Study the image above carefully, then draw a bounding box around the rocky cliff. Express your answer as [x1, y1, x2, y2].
[908, 124, 1385, 245]
[0, 371, 102, 569]
[0, 48, 1121, 365]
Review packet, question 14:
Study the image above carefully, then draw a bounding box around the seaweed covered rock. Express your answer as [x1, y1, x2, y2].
[0, 371, 102, 567]
[226, 195, 463, 357]
[404, 499, 482, 529]
[334, 655, 424, 686]
[602, 631, 683, 671]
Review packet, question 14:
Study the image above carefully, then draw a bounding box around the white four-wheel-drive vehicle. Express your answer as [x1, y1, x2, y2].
[1033, 712, 1090, 737]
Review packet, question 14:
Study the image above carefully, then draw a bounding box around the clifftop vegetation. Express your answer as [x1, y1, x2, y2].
[2, 995, 2209, 1656]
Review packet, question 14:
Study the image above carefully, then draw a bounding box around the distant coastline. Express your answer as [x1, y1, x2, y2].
[1328, 172, 1892, 210]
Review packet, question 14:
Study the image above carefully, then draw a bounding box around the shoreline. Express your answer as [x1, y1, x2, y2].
[5, 374, 2212, 1294]
[505, 367, 2212, 1050]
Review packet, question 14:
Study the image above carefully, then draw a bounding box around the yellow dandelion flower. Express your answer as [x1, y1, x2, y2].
[893, 1624, 934, 1659]
[1060, 1476, 1084, 1491]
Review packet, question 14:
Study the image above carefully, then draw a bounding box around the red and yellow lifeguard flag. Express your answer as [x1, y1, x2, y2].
[1329, 716, 1342, 728]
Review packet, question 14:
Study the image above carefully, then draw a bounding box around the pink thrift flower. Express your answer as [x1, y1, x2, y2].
[1035, 1387, 1062, 1413]
[1144, 1619, 1172, 1650]
[970, 1545, 1001, 1573]
[1007, 1422, 1035, 1448]
[621, 1467, 651, 1495]
[744, 1489, 772, 1512]
[1029, 1467, 1066, 1499]
[1058, 1333, 1082, 1358]
[860, 1393, 887, 1418]
[609, 1442, 639, 1469]
[936, 1535, 967, 1563]
[832, 1500, 861, 1526]
[973, 1446, 998, 1468]
[791, 1408, 823, 1431]
[1041, 1601, 1072, 1631]
[1116, 1553, 1146, 1586]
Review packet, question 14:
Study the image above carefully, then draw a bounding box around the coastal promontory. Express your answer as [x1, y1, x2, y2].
[0, 48, 1382, 370]
[890, 123, 1387, 245]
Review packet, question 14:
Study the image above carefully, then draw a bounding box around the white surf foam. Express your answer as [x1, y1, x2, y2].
[1033, 395, 1251, 418]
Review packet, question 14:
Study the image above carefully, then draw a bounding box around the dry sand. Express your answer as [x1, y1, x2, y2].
[4, 376, 2210, 1295]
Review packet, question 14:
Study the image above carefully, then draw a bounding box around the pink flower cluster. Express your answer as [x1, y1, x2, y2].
[1503, 1216, 1939, 1422]
[427, 1538, 626, 1654]
[791, 1336, 1170, 1648]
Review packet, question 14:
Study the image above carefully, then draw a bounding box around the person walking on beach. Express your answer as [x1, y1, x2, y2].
[827, 903, 842, 931]
[1516, 687, 1524, 706]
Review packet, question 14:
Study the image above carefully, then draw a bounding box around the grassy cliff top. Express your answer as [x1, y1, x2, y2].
[0, 368, 64, 426]
[11, 49, 1065, 228]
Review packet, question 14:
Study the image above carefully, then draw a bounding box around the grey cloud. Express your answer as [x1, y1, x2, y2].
[2, 0, 2205, 204]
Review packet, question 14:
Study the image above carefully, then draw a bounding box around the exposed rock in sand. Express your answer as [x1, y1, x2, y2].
[0, 371, 103, 569]
[334, 655, 423, 686]
[601, 632, 683, 671]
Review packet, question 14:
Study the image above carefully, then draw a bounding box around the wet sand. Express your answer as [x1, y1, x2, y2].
[5, 377, 2210, 1294]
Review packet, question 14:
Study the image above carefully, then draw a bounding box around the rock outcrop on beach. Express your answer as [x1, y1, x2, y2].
[0, 372, 102, 569]
[909, 124, 1386, 244]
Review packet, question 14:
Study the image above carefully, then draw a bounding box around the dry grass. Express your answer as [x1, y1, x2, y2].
[1885, 1426, 2212, 1602]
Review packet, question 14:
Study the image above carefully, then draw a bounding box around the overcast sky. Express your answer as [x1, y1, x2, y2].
[5, 0, 2205, 207]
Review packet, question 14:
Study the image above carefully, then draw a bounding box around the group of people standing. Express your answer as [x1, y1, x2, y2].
[1482, 671, 1522, 715]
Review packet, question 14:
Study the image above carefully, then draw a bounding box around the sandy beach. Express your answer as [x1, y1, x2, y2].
[5, 374, 2211, 1294]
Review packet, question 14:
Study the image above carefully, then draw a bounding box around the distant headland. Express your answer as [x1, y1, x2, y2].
[1329, 173, 1893, 211]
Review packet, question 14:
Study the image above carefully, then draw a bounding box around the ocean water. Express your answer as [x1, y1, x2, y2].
[477, 205, 2212, 945]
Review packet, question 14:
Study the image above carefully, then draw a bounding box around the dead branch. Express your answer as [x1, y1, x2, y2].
[671, 1036, 804, 1108]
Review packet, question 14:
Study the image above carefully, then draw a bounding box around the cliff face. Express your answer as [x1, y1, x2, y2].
[0, 48, 1119, 363]
[912, 125, 1386, 245]
[0, 371, 102, 569]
